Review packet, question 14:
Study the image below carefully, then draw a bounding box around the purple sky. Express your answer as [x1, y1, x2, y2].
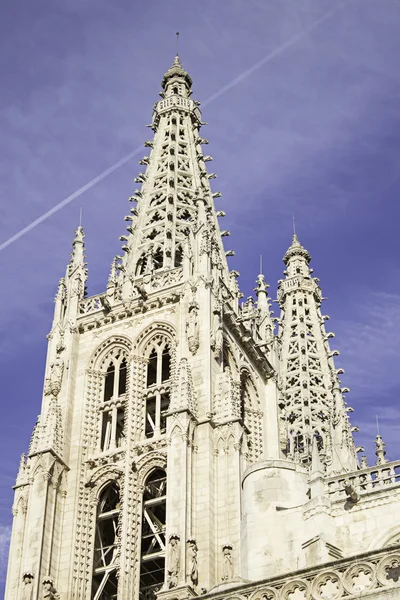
[1, 0, 400, 589]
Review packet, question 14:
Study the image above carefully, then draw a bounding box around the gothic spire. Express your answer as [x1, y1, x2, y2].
[277, 233, 358, 473]
[115, 54, 231, 301]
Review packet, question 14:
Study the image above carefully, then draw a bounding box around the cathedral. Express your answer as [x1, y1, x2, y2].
[5, 54, 400, 600]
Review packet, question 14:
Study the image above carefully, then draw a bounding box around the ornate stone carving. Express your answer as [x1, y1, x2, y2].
[44, 351, 64, 398]
[187, 538, 198, 586]
[21, 572, 34, 600]
[186, 299, 200, 354]
[343, 562, 375, 595]
[167, 534, 181, 588]
[42, 577, 59, 599]
[311, 571, 343, 600]
[377, 553, 400, 586]
[221, 543, 234, 581]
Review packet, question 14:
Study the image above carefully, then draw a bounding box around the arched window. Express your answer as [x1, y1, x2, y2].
[144, 342, 171, 439]
[100, 355, 127, 452]
[91, 483, 120, 599]
[140, 469, 167, 599]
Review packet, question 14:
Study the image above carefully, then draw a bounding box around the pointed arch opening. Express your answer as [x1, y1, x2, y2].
[140, 469, 167, 599]
[91, 483, 120, 599]
[100, 353, 128, 452]
[104, 364, 115, 402]
[144, 340, 171, 439]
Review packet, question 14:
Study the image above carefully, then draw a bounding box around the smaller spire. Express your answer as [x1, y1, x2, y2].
[254, 273, 270, 310]
[107, 257, 118, 288]
[375, 434, 388, 466]
[68, 226, 86, 272]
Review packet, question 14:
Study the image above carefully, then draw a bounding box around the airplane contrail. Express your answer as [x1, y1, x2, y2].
[0, 0, 350, 253]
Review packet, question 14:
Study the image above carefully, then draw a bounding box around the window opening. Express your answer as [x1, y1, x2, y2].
[144, 343, 171, 439]
[118, 359, 127, 396]
[153, 248, 163, 270]
[91, 484, 120, 600]
[104, 365, 115, 402]
[101, 410, 113, 452]
[140, 470, 167, 599]
[147, 350, 158, 386]
[174, 245, 183, 267]
[161, 347, 170, 382]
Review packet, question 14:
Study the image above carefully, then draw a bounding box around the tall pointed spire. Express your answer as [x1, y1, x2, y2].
[277, 233, 358, 473]
[115, 54, 231, 301]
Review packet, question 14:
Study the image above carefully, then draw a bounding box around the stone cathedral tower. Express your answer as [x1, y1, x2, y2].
[5, 56, 400, 600]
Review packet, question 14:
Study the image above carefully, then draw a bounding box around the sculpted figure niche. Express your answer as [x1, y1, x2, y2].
[187, 538, 198, 586]
[167, 534, 181, 588]
[21, 573, 34, 600]
[221, 543, 234, 581]
[42, 577, 59, 600]
[186, 299, 200, 355]
[44, 351, 64, 398]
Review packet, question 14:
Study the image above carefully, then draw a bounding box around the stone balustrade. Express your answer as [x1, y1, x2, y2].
[325, 460, 400, 502]
[200, 546, 400, 600]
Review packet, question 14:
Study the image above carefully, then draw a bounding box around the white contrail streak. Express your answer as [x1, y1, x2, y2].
[0, 147, 143, 252]
[0, 0, 349, 253]
[202, 0, 350, 108]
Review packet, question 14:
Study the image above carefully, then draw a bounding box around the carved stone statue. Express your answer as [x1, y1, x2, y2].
[21, 572, 34, 600]
[187, 538, 198, 586]
[167, 534, 181, 588]
[186, 301, 200, 355]
[44, 352, 64, 398]
[221, 543, 234, 581]
[42, 577, 59, 599]
[211, 307, 223, 356]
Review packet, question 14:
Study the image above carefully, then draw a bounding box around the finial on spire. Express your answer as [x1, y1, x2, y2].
[79, 206, 83, 228]
[176, 31, 180, 55]
[292, 213, 296, 235]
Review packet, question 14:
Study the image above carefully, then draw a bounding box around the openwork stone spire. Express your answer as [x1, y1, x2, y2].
[115, 54, 229, 299]
[277, 234, 358, 473]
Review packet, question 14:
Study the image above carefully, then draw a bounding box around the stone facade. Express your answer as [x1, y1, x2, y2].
[5, 55, 400, 600]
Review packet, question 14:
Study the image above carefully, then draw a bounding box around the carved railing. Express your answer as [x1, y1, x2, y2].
[325, 460, 400, 502]
[78, 294, 104, 316]
[151, 267, 183, 289]
[200, 546, 400, 600]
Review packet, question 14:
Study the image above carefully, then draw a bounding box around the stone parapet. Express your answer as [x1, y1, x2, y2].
[199, 545, 400, 600]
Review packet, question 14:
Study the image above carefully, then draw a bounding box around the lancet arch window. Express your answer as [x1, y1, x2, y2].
[144, 340, 171, 439]
[91, 483, 120, 599]
[139, 469, 167, 599]
[99, 353, 127, 452]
